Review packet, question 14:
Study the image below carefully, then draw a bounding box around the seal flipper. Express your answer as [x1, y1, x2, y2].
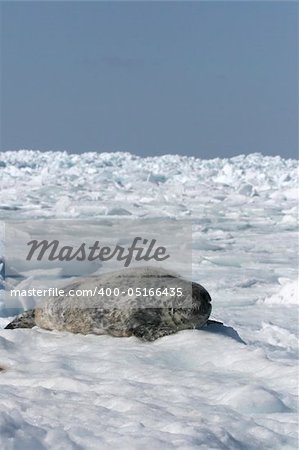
[128, 308, 175, 341]
[4, 309, 36, 329]
[133, 324, 177, 341]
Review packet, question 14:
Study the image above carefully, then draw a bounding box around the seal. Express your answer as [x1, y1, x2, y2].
[4, 266, 212, 341]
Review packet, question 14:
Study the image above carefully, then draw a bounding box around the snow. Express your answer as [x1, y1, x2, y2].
[0, 150, 298, 449]
[262, 279, 298, 305]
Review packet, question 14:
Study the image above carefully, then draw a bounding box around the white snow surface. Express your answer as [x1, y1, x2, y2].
[0, 150, 298, 449]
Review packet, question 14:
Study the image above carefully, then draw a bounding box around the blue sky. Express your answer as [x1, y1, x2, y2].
[1, 1, 298, 158]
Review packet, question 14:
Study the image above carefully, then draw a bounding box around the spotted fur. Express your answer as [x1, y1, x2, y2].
[5, 267, 212, 341]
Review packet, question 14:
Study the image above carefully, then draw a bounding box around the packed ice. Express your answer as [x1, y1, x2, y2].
[0, 150, 298, 449]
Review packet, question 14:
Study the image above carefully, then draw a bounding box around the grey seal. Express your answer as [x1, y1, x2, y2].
[5, 266, 212, 341]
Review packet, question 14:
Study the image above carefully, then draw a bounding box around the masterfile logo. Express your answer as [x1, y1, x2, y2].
[1, 218, 191, 310]
[26, 237, 170, 267]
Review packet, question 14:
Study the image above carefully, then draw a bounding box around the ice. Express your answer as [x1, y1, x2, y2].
[0, 150, 298, 449]
[106, 206, 132, 216]
[238, 183, 258, 197]
[262, 279, 298, 305]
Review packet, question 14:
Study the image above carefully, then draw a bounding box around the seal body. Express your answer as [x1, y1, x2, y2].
[5, 267, 212, 341]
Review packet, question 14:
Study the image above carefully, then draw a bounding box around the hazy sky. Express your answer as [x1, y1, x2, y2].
[1, 1, 298, 158]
